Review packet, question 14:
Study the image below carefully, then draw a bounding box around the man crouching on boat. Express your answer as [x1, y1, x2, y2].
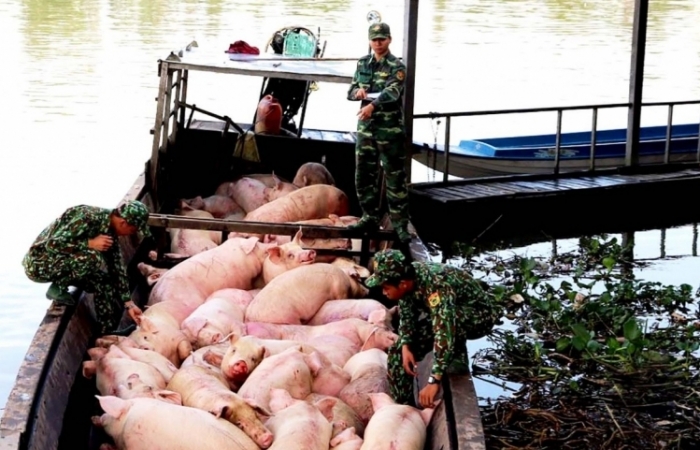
[22, 200, 149, 335]
[365, 249, 502, 408]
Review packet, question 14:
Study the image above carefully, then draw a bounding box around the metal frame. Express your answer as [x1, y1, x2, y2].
[413, 99, 700, 180]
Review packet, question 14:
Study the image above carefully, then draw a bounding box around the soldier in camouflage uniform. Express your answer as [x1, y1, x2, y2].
[347, 22, 411, 244]
[366, 249, 503, 408]
[22, 200, 151, 335]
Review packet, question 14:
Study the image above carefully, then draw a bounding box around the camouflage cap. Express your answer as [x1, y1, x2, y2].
[368, 22, 391, 40]
[366, 249, 409, 288]
[117, 200, 151, 238]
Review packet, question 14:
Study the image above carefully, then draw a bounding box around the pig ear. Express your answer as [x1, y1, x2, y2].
[273, 173, 282, 188]
[139, 316, 157, 333]
[202, 349, 223, 367]
[240, 237, 260, 255]
[330, 427, 356, 447]
[147, 273, 162, 286]
[315, 397, 338, 423]
[96, 395, 130, 419]
[227, 332, 240, 346]
[156, 390, 182, 405]
[244, 397, 273, 417]
[82, 361, 96, 379]
[184, 317, 208, 338]
[302, 175, 308, 186]
[420, 400, 440, 425]
[389, 305, 399, 315]
[328, 214, 339, 220]
[292, 228, 303, 245]
[267, 246, 282, 263]
[303, 352, 323, 377]
[368, 392, 395, 412]
[87, 347, 107, 361]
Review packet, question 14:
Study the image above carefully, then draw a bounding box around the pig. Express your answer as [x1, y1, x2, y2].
[183, 194, 244, 219]
[293, 162, 336, 187]
[245, 263, 369, 325]
[181, 342, 229, 371]
[137, 262, 168, 286]
[306, 335, 358, 367]
[105, 344, 178, 383]
[230, 177, 269, 213]
[167, 203, 222, 257]
[263, 218, 351, 255]
[245, 172, 292, 187]
[339, 349, 391, 423]
[215, 180, 235, 197]
[237, 347, 314, 412]
[92, 395, 260, 450]
[263, 173, 299, 201]
[82, 345, 167, 398]
[243, 184, 350, 224]
[307, 393, 365, 439]
[180, 289, 253, 349]
[113, 373, 182, 405]
[255, 229, 316, 287]
[245, 318, 398, 352]
[330, 427, 363, 450]
[361, 393, 438, 450]
[307, 300, 398, 329]
[265, 388, 336, 450]
[126, 302, 193, 366]
[219, 334, 317, 384]
[166, 365, 274, 448]
[330, 256, 371, 279]
[305, 351, 351, 397]
[147, 236, 276, 317]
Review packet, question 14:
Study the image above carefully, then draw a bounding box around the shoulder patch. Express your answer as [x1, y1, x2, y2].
[428, 292, 441, 308]
[396, 70, 405, 81]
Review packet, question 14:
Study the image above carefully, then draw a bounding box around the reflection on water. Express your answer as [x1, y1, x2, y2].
[0, 0, 698, 409]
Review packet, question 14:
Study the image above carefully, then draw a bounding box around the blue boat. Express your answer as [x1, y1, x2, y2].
[412, 123, 700, 178]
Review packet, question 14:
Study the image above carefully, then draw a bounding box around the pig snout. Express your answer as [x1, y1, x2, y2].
[227, 360, 249, 379]
[254, 429, 274, 449]
[300, 249, 316, 263]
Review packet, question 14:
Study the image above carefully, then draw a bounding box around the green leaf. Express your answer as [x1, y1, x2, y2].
[602, 257, 615, 270]
[569, 380, 580, 391]
[606, 337, 620, 350]
[587, 340, 601, 352]
[572, 336, 588, 351]
[556, 337, 571, 352]
[571, 324, 591, 341]
[623, 319, 641, 342]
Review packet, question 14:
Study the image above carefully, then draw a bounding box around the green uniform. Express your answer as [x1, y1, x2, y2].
[366, 249, 503, 405]
[22, 202, 150, 334]
[347, 37, 411, 242]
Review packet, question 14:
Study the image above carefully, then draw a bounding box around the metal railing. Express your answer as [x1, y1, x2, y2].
[414, 100, 700, 182]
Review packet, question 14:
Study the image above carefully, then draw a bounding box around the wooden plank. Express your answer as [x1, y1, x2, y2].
[25, 300, 92, 450]
[485, 182, 538, 194]
[442, 186, 488, 198]
[499, 181, 547, 192]
[426, 188, 474, 200]
[551, 178, 597, 189]
[453, 184, 511, 197]
[147, 214, 396, 240]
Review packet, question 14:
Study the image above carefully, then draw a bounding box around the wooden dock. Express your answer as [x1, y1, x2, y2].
[409, 163, 700, 245]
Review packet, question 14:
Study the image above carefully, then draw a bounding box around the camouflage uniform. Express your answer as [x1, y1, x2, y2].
[366, 249, 503, 405]
[347, 22, 411, 242]
[22, 201, 151, 334]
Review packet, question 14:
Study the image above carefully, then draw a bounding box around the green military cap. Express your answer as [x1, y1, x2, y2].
[368, 22, 391, 40]
[366, 249, 409, 288]
[117, 200, 151, 238]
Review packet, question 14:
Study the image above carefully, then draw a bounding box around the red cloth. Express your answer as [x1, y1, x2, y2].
[226, 40, 260, 55]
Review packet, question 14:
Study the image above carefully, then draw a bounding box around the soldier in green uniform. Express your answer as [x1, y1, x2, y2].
[22, 200, 151, 335]
[365, 249, 503, 408]
[347, 22, 412, 245]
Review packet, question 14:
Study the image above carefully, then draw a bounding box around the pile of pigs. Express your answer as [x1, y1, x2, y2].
[83, 163, 437, 450]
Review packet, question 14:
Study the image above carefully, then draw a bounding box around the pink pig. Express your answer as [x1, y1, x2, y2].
[361, 393, 438, 450]
[265, 388, 336, 450]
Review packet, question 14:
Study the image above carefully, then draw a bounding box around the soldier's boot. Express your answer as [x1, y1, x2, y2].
[46, 283, 76, 306]
[348, 215, 380, 232]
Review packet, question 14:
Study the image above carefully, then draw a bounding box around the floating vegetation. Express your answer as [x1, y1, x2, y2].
[456, 235, 700, 450]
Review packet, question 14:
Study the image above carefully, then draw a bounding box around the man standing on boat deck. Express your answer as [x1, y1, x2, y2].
[365, 249, 503, 408]
[22, 201, 150, 335]
[347, 22, 412, 248]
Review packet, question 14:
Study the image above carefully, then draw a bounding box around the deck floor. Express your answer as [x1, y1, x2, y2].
[412, 167, 700, 203]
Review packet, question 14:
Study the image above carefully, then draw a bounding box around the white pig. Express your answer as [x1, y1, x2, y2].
[245, 264, 369, 325]
[330, 427, 363, 450]
[339, 349, 391, 424]
[361, 393, 438, 450]
[307, 299, 397, 329]
[265, 388, 335, 450]
[92, 395, 260, 450]
[180, 289, 252, 349]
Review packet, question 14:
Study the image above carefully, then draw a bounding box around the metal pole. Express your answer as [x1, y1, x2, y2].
[590, 108, 598, 171]
[443, 116, 451, 182]
[625, 0, 650, 167]
[664, 104, 673, 164]
[554, 110, 563, 175]
[402, 0, 419, 183]
[660, 228, 666, 258]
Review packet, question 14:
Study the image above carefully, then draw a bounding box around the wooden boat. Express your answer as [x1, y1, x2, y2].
[412, 123, 700, 178]
[0, 16, 485, 450]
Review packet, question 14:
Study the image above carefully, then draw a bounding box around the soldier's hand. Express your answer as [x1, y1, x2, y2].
[88, 235, 114, 251]
[357, 103, 374, 121]
[355, 88, 367, 100]
[402, 345, 417, 377]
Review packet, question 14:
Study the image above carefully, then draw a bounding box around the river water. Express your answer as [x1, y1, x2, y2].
[0, 0, 699, 410]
